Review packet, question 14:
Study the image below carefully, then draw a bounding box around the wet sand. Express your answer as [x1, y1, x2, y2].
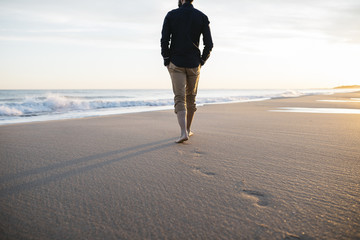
[1, 92, 359, 239]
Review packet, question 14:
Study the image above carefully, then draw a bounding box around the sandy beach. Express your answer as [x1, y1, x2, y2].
[1, 91, 359, 240]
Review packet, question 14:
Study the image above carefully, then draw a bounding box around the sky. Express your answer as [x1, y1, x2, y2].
[0, 0, 359, 89]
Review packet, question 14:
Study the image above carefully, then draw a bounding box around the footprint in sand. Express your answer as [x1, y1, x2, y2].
[235, 181, 270, 207]
[193, 147, 206, 158]
[192, 166, 216, 177]
[242, 189, 269, 207]
[180, 148, 214, 176]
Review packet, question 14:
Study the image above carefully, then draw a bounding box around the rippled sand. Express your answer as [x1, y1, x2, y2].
[1, 92, 359, 239]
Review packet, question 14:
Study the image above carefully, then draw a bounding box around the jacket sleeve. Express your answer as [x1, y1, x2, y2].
[161, 13, 171, 66]
[201, 16, 213, 65]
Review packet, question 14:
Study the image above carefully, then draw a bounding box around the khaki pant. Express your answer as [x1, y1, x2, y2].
[167, 62, 201, 113]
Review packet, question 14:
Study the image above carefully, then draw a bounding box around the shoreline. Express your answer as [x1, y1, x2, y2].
[1, 89, 359, 127]
[1, 91, 359, 239]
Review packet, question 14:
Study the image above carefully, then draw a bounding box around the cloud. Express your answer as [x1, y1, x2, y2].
[0, 0, 359, 52]
[195, 0, 360, 54]
[0, 0, 164, 49]
[322, 5, 360, 43]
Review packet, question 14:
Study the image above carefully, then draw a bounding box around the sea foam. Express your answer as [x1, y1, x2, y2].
[0, 89, 357, 124]
[0, 105, 23, 116]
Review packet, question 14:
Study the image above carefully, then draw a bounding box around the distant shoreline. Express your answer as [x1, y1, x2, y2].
[334, 85, 360, 89]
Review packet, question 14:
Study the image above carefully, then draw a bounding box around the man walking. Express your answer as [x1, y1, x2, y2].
[161, 0, 213, 143]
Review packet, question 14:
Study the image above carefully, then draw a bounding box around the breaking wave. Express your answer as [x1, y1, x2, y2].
[0, 88, 355, 124]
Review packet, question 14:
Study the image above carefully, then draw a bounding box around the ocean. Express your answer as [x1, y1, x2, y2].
[0, 89, 356, 125]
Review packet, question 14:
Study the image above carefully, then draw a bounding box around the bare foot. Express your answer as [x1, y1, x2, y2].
[175, 134, 189, 143]
[188, 131, 194, 137]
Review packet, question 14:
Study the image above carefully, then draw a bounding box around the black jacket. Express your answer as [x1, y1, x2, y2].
[161, 3, 213, 68]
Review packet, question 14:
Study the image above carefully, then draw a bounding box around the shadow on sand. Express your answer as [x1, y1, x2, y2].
[0, 138, 175, 197]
